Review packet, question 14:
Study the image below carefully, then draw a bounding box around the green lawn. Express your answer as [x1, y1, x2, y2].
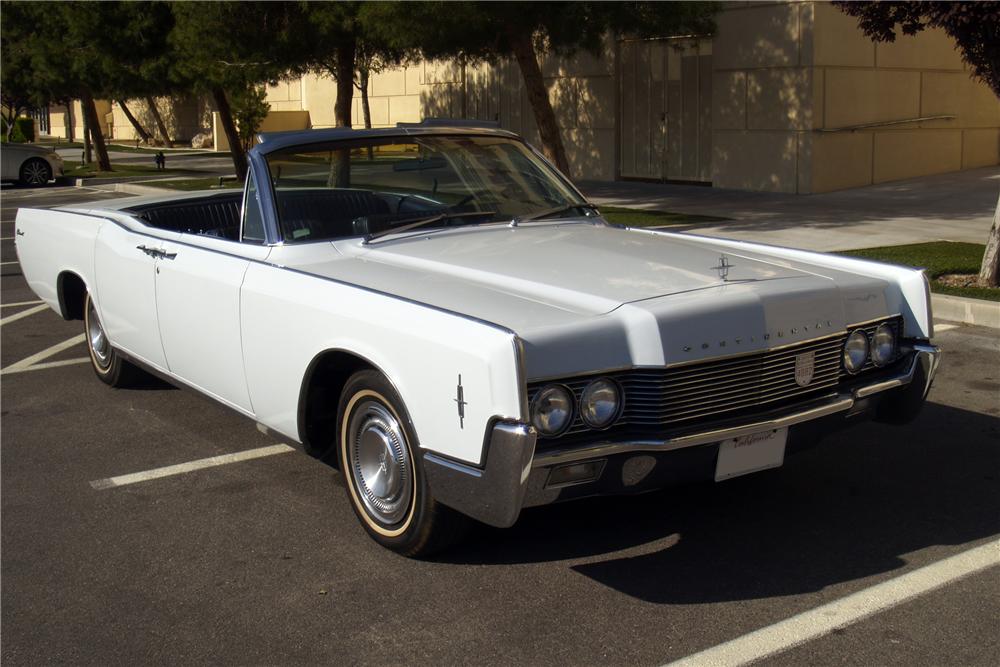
[63, 160, 189, 179]
[39, 138, 202, 154]
[103, 143, 202, 154]
[598, 205, 729, 227]
[840, 241, 998, 302]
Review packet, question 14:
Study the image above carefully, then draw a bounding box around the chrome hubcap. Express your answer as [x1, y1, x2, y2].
[87, 300, 111, 368]
[24, 161, 48, 185]
[348, 400, 412, 526]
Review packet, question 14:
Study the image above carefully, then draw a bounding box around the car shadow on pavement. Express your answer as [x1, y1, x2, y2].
[438, 401, 1000, 604]
[124, 373, 178, 391]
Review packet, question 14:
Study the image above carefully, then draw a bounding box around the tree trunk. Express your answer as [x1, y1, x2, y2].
[358, 66, 374, 160]
[980, 192, 1000, 287]
[81, 90, 111, 171]
[508, 29, 570, 175]
[82, 107, 92, 164]
[65, 101, 74, 142]
[334, 39, 356, 128]
[359, 67, 372, 129]
[145, 95, 172, 147]
[211, 86, 247, 181]
[117, 100, 151, 144]
[325, 40, 356, 188]
[2, 106, 18, 140]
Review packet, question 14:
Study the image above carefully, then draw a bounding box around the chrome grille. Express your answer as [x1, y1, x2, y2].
[528, 317, 903, 443]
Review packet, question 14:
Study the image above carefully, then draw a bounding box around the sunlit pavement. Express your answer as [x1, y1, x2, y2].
[581, 165, 1000, 251]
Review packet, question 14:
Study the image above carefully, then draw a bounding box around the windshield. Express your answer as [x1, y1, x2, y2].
[265, 135, 589, 243]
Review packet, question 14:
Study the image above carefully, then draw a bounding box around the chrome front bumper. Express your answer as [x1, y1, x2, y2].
[424, 344, 940, 528]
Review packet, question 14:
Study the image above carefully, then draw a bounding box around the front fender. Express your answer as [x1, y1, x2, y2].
[241, 262, 524, 465]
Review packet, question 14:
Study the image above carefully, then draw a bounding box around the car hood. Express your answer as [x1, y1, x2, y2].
[275, 220, 895, 376]
[334, 221, 811, 316]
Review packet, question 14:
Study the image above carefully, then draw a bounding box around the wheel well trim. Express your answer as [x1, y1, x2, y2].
[296, 346, 418, 456]
[56, 270, 89, 321]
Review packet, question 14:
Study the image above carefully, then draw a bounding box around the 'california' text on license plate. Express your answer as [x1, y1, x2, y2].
[714, 427, 788, 482]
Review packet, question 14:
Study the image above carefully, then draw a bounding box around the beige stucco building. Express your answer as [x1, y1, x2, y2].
[55, 0, 999, 194]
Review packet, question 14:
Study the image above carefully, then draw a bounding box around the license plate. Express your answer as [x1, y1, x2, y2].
[714, 427, 788, 482]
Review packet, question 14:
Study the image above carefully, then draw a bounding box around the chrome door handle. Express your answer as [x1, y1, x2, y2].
[136, 245, 177, 260]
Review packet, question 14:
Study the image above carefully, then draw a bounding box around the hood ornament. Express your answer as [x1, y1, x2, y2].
[713, 255, 733, 282]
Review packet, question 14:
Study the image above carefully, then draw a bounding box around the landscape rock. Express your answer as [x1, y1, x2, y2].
[190, 132, 213, 149]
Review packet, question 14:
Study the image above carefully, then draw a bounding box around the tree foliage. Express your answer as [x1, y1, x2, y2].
[0, 12, 39, 141]
[230, 84, 271, 153]
[835, 2, 1000, 97]
[2, 1, 179, 167]
[169, 1, 304, 178]
[290, 2, 406, 129]
[835, 1, 1000, 286]
[362, 1, 720, 174]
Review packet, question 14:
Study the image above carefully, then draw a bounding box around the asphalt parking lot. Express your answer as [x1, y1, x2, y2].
[2, 186, 999, 666]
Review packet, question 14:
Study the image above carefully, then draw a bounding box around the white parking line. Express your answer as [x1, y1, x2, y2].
[1, 333, 85, 374]
[935, 323, 959, 332]
[2, 358, 90, 374]
[0, 300, 44, 308]
[89, 444, 295, 490]
[664, 538, 1000, 667]
[0, 303, 47, 326]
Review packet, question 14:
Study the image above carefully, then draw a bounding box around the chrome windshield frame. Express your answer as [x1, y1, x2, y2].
[247, 128, 591, 247]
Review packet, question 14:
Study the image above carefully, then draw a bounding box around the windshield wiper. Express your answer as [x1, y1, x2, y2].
[363, 210, 499, 244]
[513, 202, 600, 225]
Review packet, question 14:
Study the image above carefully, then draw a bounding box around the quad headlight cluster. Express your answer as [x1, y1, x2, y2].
[842, 323, 897, 374]
[530, 378, 623, 436]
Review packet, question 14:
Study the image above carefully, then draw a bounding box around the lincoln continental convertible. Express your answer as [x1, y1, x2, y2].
[15, 124, 940, 556]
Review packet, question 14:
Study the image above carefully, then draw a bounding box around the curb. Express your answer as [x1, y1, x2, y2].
[74, 175, 178, 187]
[112, 182, 177, 196]
[932, 293, 1000, 329]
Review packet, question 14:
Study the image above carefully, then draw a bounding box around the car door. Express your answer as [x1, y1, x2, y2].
[93, 221, 174, 371]
[152, 180, 271, 415]
[1, 145, 18, 180]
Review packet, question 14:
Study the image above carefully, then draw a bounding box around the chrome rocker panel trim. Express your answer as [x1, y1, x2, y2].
[424, 344, 938, 528]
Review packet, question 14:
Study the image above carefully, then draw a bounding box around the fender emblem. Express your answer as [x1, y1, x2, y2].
[454, 374, 467, 429]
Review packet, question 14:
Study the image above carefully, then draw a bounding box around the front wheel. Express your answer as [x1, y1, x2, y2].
[84, 292, 142, 387]
[337, 370, 469, 557]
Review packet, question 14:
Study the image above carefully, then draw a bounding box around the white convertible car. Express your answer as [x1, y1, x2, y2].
[16, 124, 940, 556]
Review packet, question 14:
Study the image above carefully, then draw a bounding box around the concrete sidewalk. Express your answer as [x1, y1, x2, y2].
[580, 166, 999, 252]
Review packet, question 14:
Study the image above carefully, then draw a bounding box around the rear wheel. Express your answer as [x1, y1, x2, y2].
[337, 370, 469, 557]
[20, 158, 51, 186]
[84, 292, 142, 387]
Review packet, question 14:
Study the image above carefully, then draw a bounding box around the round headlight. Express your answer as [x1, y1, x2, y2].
[871, 323, 896, 367]
[843, 329, 869, 374]
[530, 384, 573, 435]
[580, 378, 622, 429]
